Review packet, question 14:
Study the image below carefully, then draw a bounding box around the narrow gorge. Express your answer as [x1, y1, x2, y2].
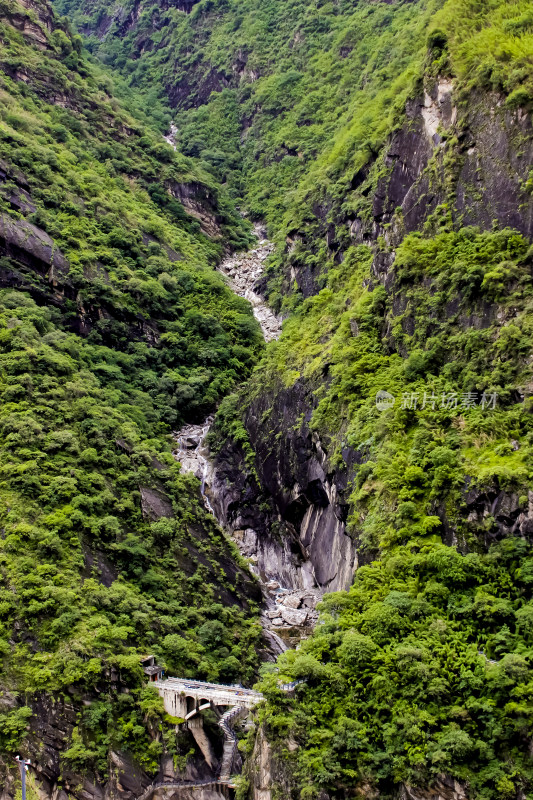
[1, 0, 533, 799]
[173, 229, 323, 655]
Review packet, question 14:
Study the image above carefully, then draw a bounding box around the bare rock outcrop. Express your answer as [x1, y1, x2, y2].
[168, 181, 222, 238]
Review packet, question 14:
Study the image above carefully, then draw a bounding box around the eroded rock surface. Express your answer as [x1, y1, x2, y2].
[198, 378, 359, 649]
[173, 419, 213, 481]
[168, 181, 222, 238]
[207, 377, 359, 592]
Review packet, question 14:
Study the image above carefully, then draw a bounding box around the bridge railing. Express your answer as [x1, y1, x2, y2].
[138, 781, 230, 800]
[154, 680, 263, 709]
[155, 677, 262, 698]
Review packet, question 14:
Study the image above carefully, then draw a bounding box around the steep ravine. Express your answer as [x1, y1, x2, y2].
[8, 0, 533, 796]
[188, 233, 357, 647]
[173, 230, 322, 654]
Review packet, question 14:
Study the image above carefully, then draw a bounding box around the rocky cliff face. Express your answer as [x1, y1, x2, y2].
[245, 726, 470, 800]
[220, 77, 533, 566]
[0, 693, 222, 800]
[282, 79, 533, 302]
[245, 727, 281, 800]
[245, 733, 470, 800]
[0, 1, 264, 796]
[207, 378, 359, 596]
[228, 76, 533, 800]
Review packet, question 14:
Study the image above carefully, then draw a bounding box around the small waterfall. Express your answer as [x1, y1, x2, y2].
[173, 416, 215, 515]
[164, 122, 178, 149]
[200, 461, 215, 516]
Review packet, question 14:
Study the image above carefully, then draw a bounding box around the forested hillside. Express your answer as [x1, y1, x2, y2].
[53, 0, 533, 292]
[2, 0, 533, 798]
[0, 0, 263, 794]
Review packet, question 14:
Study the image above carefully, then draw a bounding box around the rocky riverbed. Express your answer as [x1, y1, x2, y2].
[172, 411, 321, 652]
[217, 226, 281, 342]
[172, 230, 319, 652]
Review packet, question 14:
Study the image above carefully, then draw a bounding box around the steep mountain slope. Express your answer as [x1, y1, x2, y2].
[0, 1, 264, 796]
[52, 0, 446, 225]
[3, 0, 533, 798]
[52, 0, 533, 277]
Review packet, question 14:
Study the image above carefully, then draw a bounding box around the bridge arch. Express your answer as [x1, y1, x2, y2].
[184, 696, 219, 720]
[155, 677, 264, 782]
[185, 695, 196, 716]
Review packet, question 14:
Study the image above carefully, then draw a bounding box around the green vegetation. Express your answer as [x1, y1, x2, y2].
[245, 234, 533, 800]
[0, 0, 262, 425]
[0, 0, 263, 783]
[1, 0, 532, 795]
[430, 0, 533, 105]
[0, 289, 262, 775]
[253, 226, 532, 550]
[207, 392, 258, 475]
[53, 0, 533, 310]
[0, 292, 261, 691]
[54, 0, 444, 226]
[257, 538, 533, 799]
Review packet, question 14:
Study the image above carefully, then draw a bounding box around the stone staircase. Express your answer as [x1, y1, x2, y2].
[218, 705, 247, 783]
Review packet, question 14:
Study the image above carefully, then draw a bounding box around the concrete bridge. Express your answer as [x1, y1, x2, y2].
[154, 678, 263, 784]
[139, 780, 231, 800]
[154, 678, 262, 719]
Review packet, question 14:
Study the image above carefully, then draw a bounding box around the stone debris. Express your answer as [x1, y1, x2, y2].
[217, 224, 282, 342]
[280, 594, 301, 609]
[261, 586, 321, 633]
[280, 607, 308, 627]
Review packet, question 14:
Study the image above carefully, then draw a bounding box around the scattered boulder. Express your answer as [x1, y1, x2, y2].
[280, 594, 302, 609]
[280, 607, 308, 627]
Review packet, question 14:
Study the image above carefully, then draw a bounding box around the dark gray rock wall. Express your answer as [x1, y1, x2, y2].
[0, 692, 217, 800]
[282, 80, 533, 301]
[208, 379, 358, 595]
